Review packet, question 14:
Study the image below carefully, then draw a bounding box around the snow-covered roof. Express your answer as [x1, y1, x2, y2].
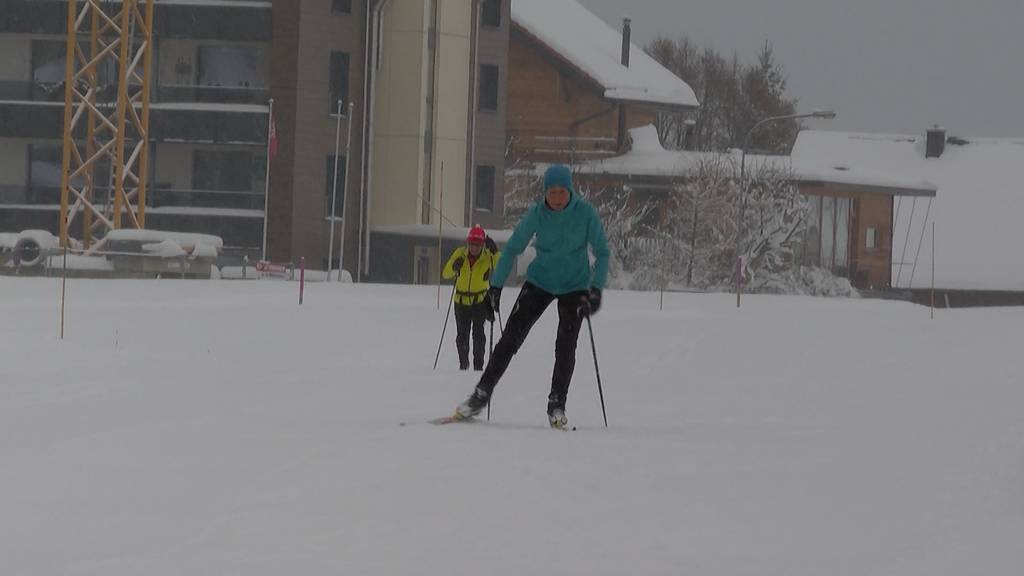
[511, 0, 698, 109]
[106, 229, 224, 249]
[575, 124, 789, 177]
[791, 130, 1024, 291]
[0, 233, 17, 250]
[791, 132, 938, 193]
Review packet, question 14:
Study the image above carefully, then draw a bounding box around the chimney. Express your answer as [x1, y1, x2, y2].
[621, 18, 631, 67]
[925, 125, 946, 158]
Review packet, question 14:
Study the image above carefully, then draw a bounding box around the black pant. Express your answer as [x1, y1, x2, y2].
[476, 283, 587, 412]
[455, 302, 488, 370]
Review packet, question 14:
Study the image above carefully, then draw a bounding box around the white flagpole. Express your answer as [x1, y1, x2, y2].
[261, 97, 275, 262]
[328, 99, 343, 281]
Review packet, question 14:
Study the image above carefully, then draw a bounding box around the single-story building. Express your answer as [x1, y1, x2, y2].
[791, 127, 1024, 306]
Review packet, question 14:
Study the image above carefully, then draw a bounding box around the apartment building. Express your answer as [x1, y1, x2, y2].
[0, 0, 509, 282]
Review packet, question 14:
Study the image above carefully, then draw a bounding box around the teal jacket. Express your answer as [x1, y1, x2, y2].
[491, 192, 610, 294]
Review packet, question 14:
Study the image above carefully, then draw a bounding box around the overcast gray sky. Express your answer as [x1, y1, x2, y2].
[580, 0, 1023, 138]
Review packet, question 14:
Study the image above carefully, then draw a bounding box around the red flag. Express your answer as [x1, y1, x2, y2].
[268, 109, 278, 161]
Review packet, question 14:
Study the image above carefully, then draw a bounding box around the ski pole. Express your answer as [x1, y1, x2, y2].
[584, 308, 608, 427]
[432, 284, 457, 370]
[495, 283, 526, 336]
[487, 317, 493, 421]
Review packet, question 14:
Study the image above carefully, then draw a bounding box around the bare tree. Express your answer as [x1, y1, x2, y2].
[645, 37, 800, 154]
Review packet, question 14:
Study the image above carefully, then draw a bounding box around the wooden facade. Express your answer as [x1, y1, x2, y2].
[798, 184, 894, 290]
[798, 180, 936, 291]
[506, 25, 659, 166]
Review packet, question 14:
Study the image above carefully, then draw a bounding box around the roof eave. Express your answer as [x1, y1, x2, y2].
[606, 96, 699, 112]
[512, 23, 698, 111]
[797, 179, 937, 198]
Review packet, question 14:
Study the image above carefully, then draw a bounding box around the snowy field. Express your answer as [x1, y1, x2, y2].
[2, 277, 1022, 575]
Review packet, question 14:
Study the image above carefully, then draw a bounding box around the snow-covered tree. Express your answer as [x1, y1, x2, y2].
[503, 135, 542, 225]
[736, 160, 809, 290]
[576, 181, 659, 288]
[668, 153, 738, 288]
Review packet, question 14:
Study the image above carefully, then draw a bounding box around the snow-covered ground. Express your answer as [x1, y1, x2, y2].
[2, 278, 1022, 575]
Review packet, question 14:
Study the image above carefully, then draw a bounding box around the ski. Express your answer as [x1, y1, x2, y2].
[420, 416, 576, 431]
[428, 415, 474, 425]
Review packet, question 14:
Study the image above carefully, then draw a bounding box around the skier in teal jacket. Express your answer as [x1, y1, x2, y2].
[454, 164, 610, 428]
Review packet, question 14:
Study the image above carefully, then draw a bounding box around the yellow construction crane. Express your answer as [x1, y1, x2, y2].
[60, 0, 154, 249]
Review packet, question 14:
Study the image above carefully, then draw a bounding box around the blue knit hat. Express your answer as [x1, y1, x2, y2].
[544, 164, 574, 195]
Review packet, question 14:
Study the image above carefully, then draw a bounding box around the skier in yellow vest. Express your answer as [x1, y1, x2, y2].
[442, 225, 500, 370]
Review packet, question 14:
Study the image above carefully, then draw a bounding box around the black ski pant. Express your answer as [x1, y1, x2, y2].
[455, 302, 488, 370]
[476, 282, 587, 412]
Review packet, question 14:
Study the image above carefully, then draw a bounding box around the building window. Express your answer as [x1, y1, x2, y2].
[324, 155, 347, 218]
[31, 40, 67, 101]
[28, 144, 110, 205]
[415, 253, 431, 285]
[478, 64, 499, 111]
[481, 0, 501, 27]
[475, 165, 495, 212]
[329, 51, 350, 113]
[331, 0, 352, 14]
[27, 144, 65, 204]
[866, 227, 877, 250]
[198, 46, 264, 89]
[193, 150, 254, 192]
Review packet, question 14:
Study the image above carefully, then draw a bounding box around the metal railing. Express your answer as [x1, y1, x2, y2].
[0, 186, 264, 211]
[157, 84, 269, 105]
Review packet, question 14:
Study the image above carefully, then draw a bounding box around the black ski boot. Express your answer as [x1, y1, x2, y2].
[454, 387, 490, 420]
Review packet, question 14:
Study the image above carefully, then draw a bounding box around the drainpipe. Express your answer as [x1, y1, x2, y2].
[466, 0, 481, 224]
[360, 0, 392, 281]
[620, 18, 631, 67]
[358, 1, 376, 282]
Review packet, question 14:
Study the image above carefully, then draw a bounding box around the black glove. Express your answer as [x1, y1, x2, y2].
[452, 257, 464, 270]
[484, 236, 498, 253]
[485, 287, 502, 322]
[579, 288, 602, 317]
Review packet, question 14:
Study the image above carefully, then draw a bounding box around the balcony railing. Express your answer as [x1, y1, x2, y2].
[2, 1, 272, 40]
[0, 80, 267, 106]
[0, 101, 267, 143]
[0, 185, 264, 213]
[157, 84, 269, 106]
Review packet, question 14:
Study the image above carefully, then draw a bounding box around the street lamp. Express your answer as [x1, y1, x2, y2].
[735, 110, 836, 308]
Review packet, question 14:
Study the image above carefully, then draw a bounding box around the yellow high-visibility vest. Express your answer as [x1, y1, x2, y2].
[442, 246, 500, 305]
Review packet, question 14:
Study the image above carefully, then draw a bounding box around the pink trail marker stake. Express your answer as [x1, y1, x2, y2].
[299, 257, 305, 305]
[735, 255, 742, 308]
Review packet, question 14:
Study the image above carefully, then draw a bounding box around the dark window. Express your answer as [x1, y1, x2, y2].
[193, 150, 254, 192]
[332, 0, 352, 14]
[324, 155, 347, 218]
[27, 144, 63, 204]
[329, 51, 350, 113]
[31, 40, 66, 101]
[31, 40, 118, 102]
[482, 0, 501, 27]
[197, 46, 263, 88]
[478, 64, 499, 111]
[415, 253, 430, 285]
[28, 143, 110, 205]
[475, 165, 495, 212]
